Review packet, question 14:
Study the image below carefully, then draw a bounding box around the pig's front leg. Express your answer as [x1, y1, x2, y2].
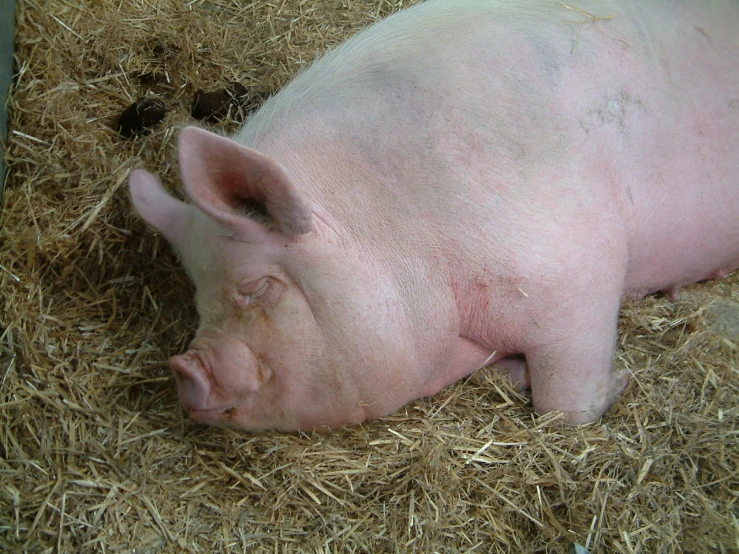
[518, 220, 630, 423]
[525, 305, 628, 423]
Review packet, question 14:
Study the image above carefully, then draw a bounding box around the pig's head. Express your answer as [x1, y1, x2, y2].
[129, 127, 429, 431]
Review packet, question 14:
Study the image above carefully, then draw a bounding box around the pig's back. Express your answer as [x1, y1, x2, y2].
[236, 0, 739, 295]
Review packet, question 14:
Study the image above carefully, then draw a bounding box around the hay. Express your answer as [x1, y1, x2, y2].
[1, 0, 737, 552]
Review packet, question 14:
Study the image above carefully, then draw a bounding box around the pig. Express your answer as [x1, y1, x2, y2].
[129, 0, 739, 431]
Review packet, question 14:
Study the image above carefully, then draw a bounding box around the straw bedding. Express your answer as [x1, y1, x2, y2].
[1, 1, 737, 552]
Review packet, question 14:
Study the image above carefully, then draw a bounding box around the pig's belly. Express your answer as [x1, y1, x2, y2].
[617, 122, 739, 297]
[623, 209, 739, 299]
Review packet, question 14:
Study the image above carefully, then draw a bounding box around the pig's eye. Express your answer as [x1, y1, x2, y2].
[235, 278, 274, 308]
[250, 279, 270, 299]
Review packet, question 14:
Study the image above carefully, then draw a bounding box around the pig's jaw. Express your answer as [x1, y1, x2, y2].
[182, 384, 371, 433]
[169, 334, 374, 432]
[187, 402, 298, 432]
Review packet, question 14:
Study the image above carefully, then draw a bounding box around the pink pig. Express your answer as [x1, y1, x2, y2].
[129, 0, 739, 431]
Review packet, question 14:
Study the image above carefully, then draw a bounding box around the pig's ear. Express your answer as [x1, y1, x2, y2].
[178, 126, 314, 237]
[129, 169, 189, 249]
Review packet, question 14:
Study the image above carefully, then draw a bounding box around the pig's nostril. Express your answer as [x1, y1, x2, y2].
[168, 352, 211, 411]
[169, 355, 190, 379]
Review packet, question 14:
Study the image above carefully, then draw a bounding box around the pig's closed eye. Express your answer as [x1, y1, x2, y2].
[235, 278, 278, 308]
[250, 279, 270, 299]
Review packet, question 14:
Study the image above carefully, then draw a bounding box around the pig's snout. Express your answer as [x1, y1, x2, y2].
[169, 351, 212, 412]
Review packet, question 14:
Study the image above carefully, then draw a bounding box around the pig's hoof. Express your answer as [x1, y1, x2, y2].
[472, 356, 530, 392]
[662, 285, 681, 302]
[554, 369, 631, 424]
[567, 368, 631, 423]
[606, 367, 631, 410]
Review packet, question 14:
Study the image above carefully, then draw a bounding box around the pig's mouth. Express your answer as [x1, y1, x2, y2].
[188, 397, 299, 431]
[187, 404, 240, 424]
[187, 404, 238, 416]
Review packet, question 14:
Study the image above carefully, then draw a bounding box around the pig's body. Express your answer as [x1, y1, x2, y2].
[130, 0, 739, 430]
